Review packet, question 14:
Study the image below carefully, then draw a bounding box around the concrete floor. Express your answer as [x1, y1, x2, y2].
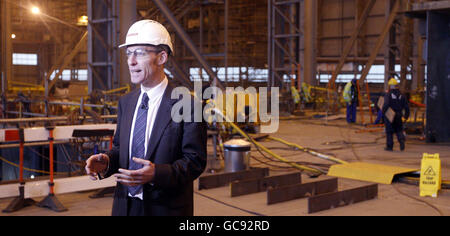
[1, 117, 449, 216]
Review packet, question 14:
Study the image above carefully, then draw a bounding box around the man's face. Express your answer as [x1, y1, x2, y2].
[126, 45, 161, 85]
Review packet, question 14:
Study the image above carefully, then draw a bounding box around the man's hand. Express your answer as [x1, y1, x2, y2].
[114, 157, 155, 186]
[85, 154, 109, 180]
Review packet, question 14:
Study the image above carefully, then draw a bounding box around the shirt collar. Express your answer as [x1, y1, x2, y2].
[140, 76, 168, 103]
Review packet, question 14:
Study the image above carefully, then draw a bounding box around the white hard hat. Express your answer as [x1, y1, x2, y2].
[119, 20, 173, 54]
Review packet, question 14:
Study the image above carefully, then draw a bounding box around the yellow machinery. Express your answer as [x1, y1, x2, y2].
[102, 84, 131, 95]
[8, 81, 45, 93]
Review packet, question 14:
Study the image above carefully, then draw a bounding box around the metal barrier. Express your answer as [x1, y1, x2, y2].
[1, 124, 116, 213]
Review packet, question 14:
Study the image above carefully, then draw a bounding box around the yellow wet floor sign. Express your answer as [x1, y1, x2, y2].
[419, 153, 441, 198]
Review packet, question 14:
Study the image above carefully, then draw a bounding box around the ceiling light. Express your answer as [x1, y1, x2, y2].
[31, 6, 40, 15]
[77, 15, 88, 26]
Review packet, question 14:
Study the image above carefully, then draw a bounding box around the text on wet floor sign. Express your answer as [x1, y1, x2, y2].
[419, 153, 441, 198]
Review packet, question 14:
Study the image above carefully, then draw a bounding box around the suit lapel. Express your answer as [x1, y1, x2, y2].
[121, 89, 141, 168]
[145, 84, 177, 161]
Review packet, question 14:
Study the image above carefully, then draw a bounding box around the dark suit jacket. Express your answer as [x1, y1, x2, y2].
[105, 83, 207, 216]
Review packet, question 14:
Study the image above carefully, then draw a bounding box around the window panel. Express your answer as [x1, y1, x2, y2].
[13, 53, 38, 66]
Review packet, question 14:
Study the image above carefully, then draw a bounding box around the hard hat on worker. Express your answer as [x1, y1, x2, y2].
[119, 20, 174, 55]
[388, 78, 399, 86]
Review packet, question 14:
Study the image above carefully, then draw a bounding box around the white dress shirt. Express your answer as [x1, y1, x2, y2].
[128, 77, 168, 199]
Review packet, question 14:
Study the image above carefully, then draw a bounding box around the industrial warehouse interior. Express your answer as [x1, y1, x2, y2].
[0, 0, 449, 217]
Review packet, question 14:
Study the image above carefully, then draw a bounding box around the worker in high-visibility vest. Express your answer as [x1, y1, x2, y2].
[343, 79, 358, 123]
[301, 82, 312, 103]
[291, 86, 300, 104]
[382, 78, 410, 151]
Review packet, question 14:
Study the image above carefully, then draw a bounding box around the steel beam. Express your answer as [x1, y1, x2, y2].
[303, 0, 317, 85]
[230, 172, 301, 197]
[411, 1, 450, 12]
[47, 32, 88, 92]
[360, 0, 400, 85]
[411, 19, 425, 91]
[87, 0, 120, 93]
[329, 0, 376, 87]
[267, 177, 338, 205]
[1, 0, 12, 93]
[269, 0, 303, 89]
[198, 168, 269, 190]
[119, 0, 137, 87]
[384, 0, 399, 90]
[399, 15, 414, 92]
[425, 10, 450, 142]
[167, 59, 194, 89]
[308, 184, 378, 214]
[152, 0, 224, 90]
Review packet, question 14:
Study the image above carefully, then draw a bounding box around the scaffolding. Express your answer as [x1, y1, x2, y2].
[87, 0, 119, 93]
[268, 0, 302, 91]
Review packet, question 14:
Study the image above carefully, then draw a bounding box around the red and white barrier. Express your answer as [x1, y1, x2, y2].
[0, 175, 116, 199]
[0, 124, 116, 143]
[1, 123, 116, 213]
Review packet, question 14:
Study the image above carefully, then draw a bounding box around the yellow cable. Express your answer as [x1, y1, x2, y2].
[209, 101, 325, 175]
[225, 120, 325, 175]
[267, 136, 349, 165]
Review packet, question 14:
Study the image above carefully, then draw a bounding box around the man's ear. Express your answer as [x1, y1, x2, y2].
[157, 51, 168, 65]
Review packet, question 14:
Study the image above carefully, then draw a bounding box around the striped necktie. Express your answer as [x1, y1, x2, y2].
[128, 92, 149, 196]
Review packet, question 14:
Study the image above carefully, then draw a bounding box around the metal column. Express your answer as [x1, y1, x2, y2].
[87, 0, 120, 93]
[224, 0, 229, 86]
[303, 0, 317, 86]
[405, 0, 450, 144]
[119, 0, 137, 87]
[411, 18, 425, 92]
[425, 11, 450, 142]
[1, 0, 12, 93]
[399, 14, 414, 92]
[384, 0, 398, 90]
[268, 0, 303, 90]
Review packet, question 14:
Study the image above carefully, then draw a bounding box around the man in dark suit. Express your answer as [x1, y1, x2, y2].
[85, 20, 207, 216]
